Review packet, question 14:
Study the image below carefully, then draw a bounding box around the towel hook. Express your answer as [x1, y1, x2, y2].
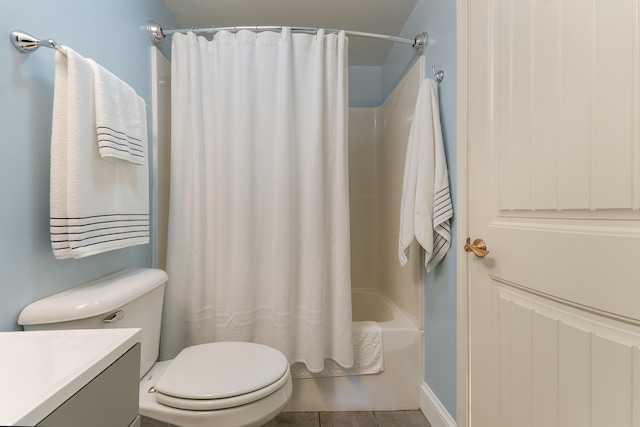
[432, 65, 445, 83]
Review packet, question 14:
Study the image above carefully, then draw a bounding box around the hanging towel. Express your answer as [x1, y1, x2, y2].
[290, 321, 384, 378]
[89, 59, 146, 165]
[50, 47, 149, 259]
[398, 78, 453, 272]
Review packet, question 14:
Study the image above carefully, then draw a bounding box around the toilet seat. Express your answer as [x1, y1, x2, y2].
[153, 342, 290, 411]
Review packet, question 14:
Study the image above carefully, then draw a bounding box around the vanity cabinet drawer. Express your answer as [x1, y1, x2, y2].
[37, 343, 140, 427]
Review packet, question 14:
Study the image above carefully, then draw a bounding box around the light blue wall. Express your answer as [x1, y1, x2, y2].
[0, 1, 178, 332]
[348, 66, 382, 107]
[382, 0, 458, 418]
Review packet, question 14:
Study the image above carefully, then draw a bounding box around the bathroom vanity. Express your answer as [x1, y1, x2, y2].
[0, 328, 141, 426]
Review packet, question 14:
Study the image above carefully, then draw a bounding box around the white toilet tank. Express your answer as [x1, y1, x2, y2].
[18, 268, 168, 378]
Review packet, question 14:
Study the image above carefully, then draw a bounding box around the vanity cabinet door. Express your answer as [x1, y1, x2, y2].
[37, 343, 140, 427]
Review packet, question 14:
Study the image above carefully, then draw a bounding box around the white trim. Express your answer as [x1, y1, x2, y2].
[149, 47, 171, 271]
[455, 0, 470, 426]
[150, 47, 161, 269]
[420, 382, 456, 427]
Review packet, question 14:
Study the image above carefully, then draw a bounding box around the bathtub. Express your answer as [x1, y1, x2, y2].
[285, 288, 424, 411]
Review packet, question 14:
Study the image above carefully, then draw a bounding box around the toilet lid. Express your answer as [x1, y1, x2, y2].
[154, 342, 289, 402]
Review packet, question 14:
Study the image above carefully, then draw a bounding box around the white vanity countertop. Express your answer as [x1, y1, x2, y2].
[0, 328, 141, 426]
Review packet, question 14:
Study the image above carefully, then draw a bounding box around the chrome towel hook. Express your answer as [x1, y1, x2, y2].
[432, 65, 444, 83]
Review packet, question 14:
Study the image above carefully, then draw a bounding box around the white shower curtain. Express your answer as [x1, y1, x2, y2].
[162, 29, 353, 373]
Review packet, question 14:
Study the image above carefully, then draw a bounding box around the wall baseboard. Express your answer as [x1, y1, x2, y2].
[419, 382, 456, 427]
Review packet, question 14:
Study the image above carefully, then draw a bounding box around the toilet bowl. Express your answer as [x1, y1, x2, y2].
[18, 268, 292, 427]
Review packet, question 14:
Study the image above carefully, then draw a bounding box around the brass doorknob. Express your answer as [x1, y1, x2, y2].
[464, 238, 489, 257]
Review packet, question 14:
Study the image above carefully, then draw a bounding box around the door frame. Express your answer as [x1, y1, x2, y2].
[456, 0, 470, 425]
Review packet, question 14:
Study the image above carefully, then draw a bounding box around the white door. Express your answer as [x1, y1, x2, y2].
[461, 0, 640, 426]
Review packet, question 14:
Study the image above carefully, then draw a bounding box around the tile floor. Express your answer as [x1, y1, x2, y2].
[262, 410, 432, 427]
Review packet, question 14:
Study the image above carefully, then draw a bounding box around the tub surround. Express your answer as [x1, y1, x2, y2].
[377, 57, 426, 329]
[0, 328, 141, 426]
[286, 289, 423, 411]
[349, 58, 426, 329]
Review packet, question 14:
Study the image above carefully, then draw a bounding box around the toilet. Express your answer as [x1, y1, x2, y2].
[17, 268, 292, 427]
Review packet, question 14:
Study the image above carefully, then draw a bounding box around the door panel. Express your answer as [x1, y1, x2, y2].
[466, 0, 640, 424]
[495, 0, 639, 213]
[494, 285, 640, 427]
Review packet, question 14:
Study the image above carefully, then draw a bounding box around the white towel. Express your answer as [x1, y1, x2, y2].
[50, 47, 149, 259]
[399, 78, 453, 272]
[89, 59, 146, 165]
[290, 321, 384, 378]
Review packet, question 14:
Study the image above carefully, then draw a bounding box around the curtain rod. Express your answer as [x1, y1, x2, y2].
[146, 20, 428, 54]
